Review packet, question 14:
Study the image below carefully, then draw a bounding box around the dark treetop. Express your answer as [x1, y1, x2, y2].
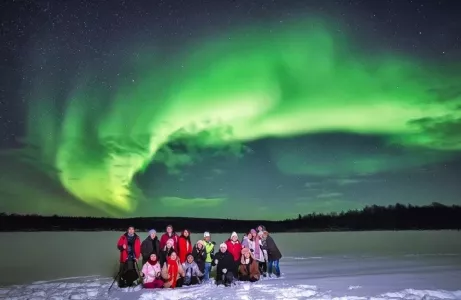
[1, 203, 460, 232]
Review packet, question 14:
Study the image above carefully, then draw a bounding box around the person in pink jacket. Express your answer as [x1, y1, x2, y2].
[141, 253, 163, 289]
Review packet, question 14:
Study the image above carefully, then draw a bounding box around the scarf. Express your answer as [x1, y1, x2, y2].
[147, 258, 158, 265]
[126, 234, 135, 257]
[167, 258, 179, 288]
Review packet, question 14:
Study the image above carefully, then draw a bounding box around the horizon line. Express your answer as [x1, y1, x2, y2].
[2, 202, 459, 222]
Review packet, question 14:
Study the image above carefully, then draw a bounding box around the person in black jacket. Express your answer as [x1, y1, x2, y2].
[262, 231, 282, 277]
[160, 238, 175, 267]
[192, 240, 207, 274]
[212, 243, 235, 287]
[141, 229, 160, 265]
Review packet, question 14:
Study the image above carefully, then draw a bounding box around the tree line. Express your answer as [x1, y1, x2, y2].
[0, 202, 460, 232]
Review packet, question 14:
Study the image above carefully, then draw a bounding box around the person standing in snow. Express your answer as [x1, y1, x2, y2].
[141, 229, 160, 265]
[258, 230, 268, 277]
[160, 238, 175, 267]
[249, 229, 267, 277]
[225, 231, 243, 278]
[241, 232, 253, 249]
[192, 240, 207, 274]
[116, 226, 141, 287]
[178, 229, 192, 263]
[159, 225, 179, 250]
[117, 226, 141, 265]
[263, 230, 282, 277]
[203, 231, 215, 281]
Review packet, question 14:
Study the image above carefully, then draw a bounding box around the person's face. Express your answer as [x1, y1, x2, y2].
[231, 235, 238, 242]
[197, 242, 203, 249]
[170, 252, 177, 260]
[257, 226, 262, 232]
[150, 232, 156, 239]
[128, 227, 135, 235]
[184, 230, 189, 237]
[166, 242, 172, 249]
[166, 226, 172, 234]
[251, 231, 256, 238]
[204, 236, 210, 241]
[220, 246, 226, 253]
[247, 233, 252, 239]
[244, 252, 250, 259]
[187, 256, 193, 263]
[150, 254, 157, 261]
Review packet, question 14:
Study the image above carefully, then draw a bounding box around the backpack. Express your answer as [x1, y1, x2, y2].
[118, 260, 139, 288]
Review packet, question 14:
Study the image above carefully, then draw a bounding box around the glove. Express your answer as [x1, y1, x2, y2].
[214, 259, 218, 264]
[211, 241, 216, 245]
[222, 268, 227, 274]
[250, 249, 254, 253]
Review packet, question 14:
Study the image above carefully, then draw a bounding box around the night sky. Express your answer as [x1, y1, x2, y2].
[0, 0, 460, 220]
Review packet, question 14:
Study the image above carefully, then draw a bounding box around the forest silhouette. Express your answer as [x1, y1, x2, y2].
[1, 202, 460, 232]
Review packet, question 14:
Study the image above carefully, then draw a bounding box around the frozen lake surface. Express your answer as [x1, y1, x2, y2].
[1, 230, 460, 299]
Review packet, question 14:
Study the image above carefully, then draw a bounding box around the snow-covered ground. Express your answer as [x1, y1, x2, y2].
[1, 255, 461, 300]
[1, 231, 461, 299]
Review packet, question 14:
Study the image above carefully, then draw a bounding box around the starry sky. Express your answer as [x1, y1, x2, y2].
[0, 0, 460, 220]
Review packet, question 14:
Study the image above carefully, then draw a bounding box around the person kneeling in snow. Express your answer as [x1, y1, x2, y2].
[238, 247, 260, 282]
[182, 253, 203, 286]
[141, 253, 163, 289]
[161, 251, 185, 288]
[212, 243, 235, 287]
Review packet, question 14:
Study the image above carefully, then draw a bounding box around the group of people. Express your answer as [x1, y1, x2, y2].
[116, 224, 282, 289]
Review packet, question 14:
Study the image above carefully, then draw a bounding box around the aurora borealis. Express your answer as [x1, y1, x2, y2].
[1, 0, 460, 219]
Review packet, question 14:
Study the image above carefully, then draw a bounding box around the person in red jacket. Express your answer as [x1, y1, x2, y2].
[160, 225, 179, 250]
[225, 231, 242, 278]
[178, 229, 192, 263]
[116, 226, 141, 275]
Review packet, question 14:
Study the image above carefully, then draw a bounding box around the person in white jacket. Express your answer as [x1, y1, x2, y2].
[181, 254, 204, 285]
[141, 253, 163, 288]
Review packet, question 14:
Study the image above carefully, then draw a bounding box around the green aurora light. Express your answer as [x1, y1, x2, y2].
[24, 20, 461, 215]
